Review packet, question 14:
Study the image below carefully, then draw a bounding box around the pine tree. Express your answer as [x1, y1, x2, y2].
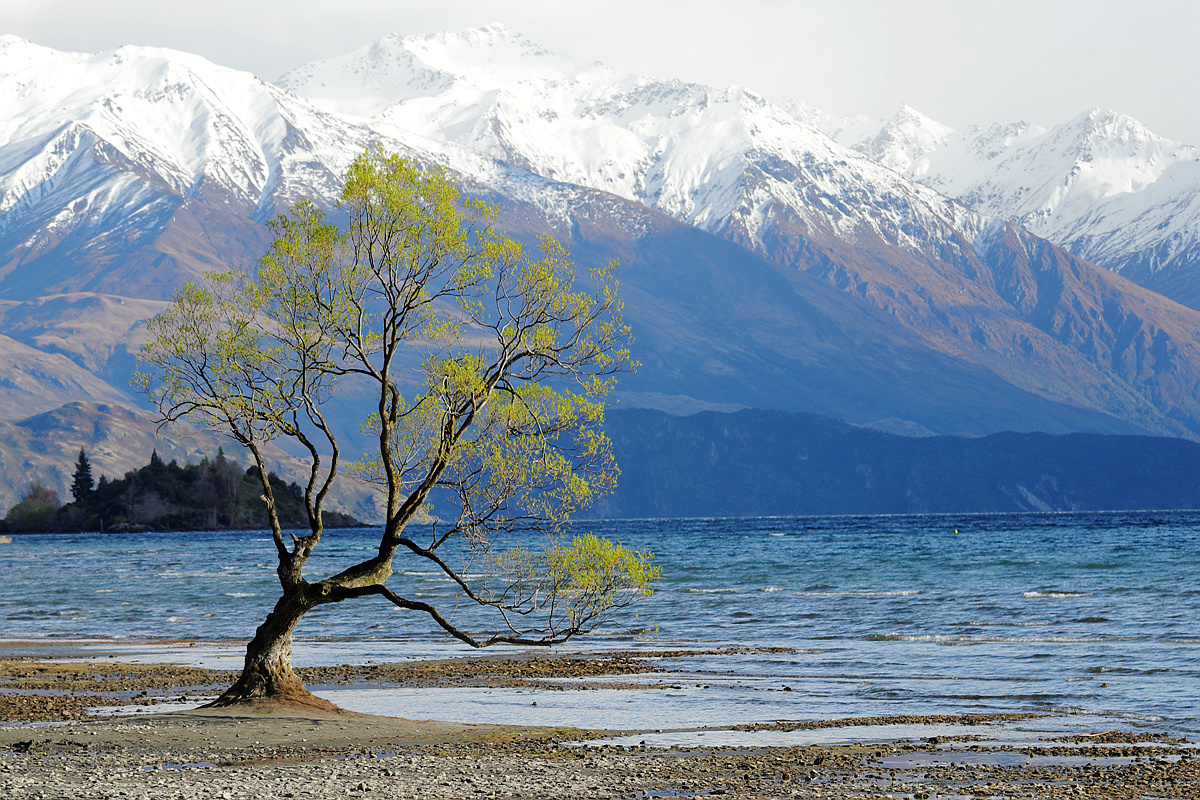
[70, 449, 94, 503]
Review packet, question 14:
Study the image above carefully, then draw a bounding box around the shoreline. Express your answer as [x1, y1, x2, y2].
[3, 654, 1198, 798]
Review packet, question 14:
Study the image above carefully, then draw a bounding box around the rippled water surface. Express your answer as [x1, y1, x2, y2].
[3, 512, 1197, 734]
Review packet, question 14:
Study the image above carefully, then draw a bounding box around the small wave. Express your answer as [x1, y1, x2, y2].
[223, 592, 257, 598]
[1110, 710, 1169, 722]
[166, 616, 191, 623]
[868, 633, 1111, 644]
[1057, 705, 1167, 723]
[95, 589, 117, 593]
[759, 587, 786, 593]
[797, 590, 922, 597]
[1023, 591, 1093, 599]
[683, 588, 738, 594]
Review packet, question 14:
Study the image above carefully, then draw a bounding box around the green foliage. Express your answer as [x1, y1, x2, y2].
[136, 148, 653, 647]
[1, 482, 61, 533]
[545, 533, 658, 634]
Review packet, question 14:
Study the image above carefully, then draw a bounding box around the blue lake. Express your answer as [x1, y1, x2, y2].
[2, 511, 1197, 737]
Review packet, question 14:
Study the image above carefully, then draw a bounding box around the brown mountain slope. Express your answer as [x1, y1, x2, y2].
[727, 178, 1200, 439]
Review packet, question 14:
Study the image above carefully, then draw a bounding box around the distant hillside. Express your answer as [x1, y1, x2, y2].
[592, 408, 1200, 517]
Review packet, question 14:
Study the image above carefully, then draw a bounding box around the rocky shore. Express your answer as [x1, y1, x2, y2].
[2, 654, 1196, 799]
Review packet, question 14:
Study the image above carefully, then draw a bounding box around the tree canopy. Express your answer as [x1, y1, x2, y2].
[1, 482, 61, 534]
[135, 150, 656, 704]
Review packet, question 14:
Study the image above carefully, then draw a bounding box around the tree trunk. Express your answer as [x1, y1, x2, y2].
[205, 590, 343, 712]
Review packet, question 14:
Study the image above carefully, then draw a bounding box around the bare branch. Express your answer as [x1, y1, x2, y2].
[135, 149, 652, 703]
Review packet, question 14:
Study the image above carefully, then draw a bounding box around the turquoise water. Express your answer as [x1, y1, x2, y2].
[2, 512, 1197, 735]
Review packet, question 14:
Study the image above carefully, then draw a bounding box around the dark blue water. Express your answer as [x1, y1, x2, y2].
[2, 511, 1197, 733]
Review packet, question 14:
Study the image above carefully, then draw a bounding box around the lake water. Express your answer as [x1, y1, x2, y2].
[2, 512, 1198, 740]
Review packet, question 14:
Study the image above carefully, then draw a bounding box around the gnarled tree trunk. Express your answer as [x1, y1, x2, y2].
[206, 589, 341, 711]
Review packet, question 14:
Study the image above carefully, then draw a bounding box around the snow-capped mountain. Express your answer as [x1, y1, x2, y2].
[0, 32, 417, 213]
[832, 104, 1200, 308]
[280, 25, 983, 259]
[0, 35, 515, 303]
[275, 26, 1200, 439]
[5, 28, 1200, 446]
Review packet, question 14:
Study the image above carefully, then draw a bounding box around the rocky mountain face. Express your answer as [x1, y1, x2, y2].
[826, 104, 1200, 309]
[2, 26, 1200, 517]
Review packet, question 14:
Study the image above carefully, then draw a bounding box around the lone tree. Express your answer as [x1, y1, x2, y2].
[136, 150, 656, 707]
[70, 449, 94, 503]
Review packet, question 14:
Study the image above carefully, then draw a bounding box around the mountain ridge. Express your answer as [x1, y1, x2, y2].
[829, 104, 1200, 309]
[2, 27, 1200, 459]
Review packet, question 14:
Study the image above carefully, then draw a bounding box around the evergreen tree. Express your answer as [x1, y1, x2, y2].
[70, 449, 94, 503]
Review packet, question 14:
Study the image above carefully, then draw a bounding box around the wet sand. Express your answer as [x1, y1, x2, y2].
[2, 653, 1197, 799]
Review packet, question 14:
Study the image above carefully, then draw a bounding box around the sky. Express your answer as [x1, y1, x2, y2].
[3, 0, 1198, 144]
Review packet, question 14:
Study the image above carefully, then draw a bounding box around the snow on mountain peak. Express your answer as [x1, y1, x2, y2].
[835, 100, 1200, 289]
[1071, 107, 1156, 141]
[0, 34, 70, 72]
[400, 23, 568, 80]
[856, 103, 955, 175]
[10, 27, 1200, 317]
[0, 33, 35, 51]
[277, 24, 601, 120]
[277, 29, 996, 272]
[0, 37, 470, 253]
[0, 41, 293, 204]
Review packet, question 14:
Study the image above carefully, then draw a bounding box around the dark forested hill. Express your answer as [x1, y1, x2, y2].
[1, 450, 365, 533]
[591, 408, 1200, 518]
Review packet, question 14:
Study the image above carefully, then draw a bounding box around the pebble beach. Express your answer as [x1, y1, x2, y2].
[2, 653, 1197, 800]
